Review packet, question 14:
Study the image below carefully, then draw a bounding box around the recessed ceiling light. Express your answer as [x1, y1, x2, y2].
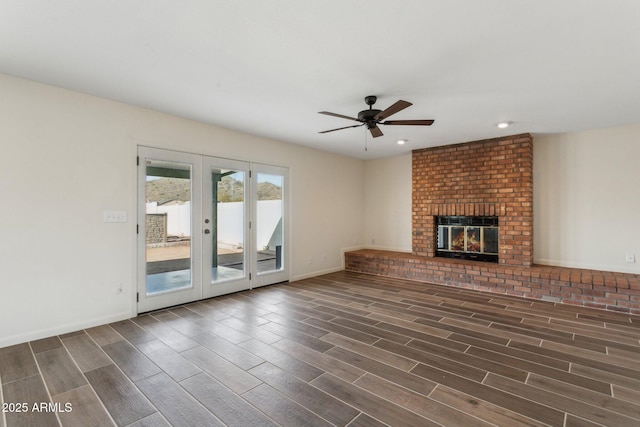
[397, 139, 408, 145]
[496, 121, 512, 129]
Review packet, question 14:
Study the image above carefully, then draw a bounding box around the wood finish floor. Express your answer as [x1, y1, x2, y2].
[1, 271, 639, 426]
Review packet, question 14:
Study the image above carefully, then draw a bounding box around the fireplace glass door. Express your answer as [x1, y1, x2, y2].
[436, 216, 499, 263]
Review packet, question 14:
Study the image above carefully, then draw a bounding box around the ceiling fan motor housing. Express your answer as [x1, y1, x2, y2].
[358, 109, 382, 126]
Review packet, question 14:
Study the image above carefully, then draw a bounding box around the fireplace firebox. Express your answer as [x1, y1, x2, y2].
[436, 216, 498, 263]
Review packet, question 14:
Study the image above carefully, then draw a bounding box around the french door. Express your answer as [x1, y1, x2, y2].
[137, 147, 288, 313]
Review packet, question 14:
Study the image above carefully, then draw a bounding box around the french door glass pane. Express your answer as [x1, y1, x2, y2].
[145, 159, 193, 295]
[211, 168, 246, 284]
[256, 172, 284, 275]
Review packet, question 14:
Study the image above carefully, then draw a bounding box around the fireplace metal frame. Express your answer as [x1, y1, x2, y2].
[436, 216, 498, 263]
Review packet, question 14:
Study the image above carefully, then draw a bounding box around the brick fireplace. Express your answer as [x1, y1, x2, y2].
[345, 133, 640, 314]
[412, 134, 533, 266]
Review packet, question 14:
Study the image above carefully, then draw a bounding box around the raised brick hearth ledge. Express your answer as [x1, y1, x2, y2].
[345, 249, 640, 315]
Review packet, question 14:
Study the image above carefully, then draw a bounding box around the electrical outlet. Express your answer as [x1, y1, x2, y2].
[625, 253, 635, 263]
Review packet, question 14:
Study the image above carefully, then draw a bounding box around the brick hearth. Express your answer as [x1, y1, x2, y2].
[345, 134, 640, 314]
[345, 249, 640, 314]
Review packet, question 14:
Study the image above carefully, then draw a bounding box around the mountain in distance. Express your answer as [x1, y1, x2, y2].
[146, 176, 281, 204]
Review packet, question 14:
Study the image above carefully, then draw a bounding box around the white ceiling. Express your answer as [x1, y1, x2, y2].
[2, 1, 639, 159]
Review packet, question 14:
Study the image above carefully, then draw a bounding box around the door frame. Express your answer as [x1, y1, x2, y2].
[137, 147, 204, 313]
[202, 156, 252, 299]
[136, 146, 290, 313]
[252, 163, 290, 288]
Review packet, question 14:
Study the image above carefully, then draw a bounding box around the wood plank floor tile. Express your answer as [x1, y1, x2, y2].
[34, 347, 87, 396]
[354, 373, 492, 427]
[613, 384, 640, 405]
[84, 364, 156, 427]
[155, 314, 211, 339]
[410, 363, 565, 425]
[52, 385, 114, 427]
[100, 341, 161, 382]
[428, 384, 548, 427]
[84, 325, 123, 347]
[484, 372, 639, 426]
[135, 340, 201, 382]
[570, 363, 640, 392]
[258, 320, 334, 352]
[387, 338, 525, 382]
[440, 316, 543, 346]
[2, 375, 60, 427]
[30, 337, 63, 354]
[331, 317, 414, 345]
[311, 373, 438, 427]
[61, 334, 111, 373]
[241, 383, 333, 427]
[178, 301, 231, 322]
[271, 339, 366, 383]
[133, 318, 200, 353]
[302, 317, 379, 344]
[367, 313, 457, 343]
[109, 320, 155, 345]
[509, 340, 640, 380]
[260, 312, 329, 338]
[135, 373, 224, 427]
[527, 373, 640, 420]
[325, 346, 436, 395]
[180, 372, 278, 427]
[344, 413, 388, 427]
[237, 339, 324, 382]
[218, 317, 282, 344]
[450, 332, 570, 370]
[249, 362, 360, 426]
[541, 339, 640, 370]
[191, 333, 264, 370]
[124, 412, 171, 427]
[322, 333, 417, 371]
[0, 343, 39, 384]
[181, 346, 261, 394]
[465, 345, 611, 394]
[414, 316, 510, 344]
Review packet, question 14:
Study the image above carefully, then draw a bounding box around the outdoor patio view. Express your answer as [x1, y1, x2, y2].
[145, 163, 283, 295]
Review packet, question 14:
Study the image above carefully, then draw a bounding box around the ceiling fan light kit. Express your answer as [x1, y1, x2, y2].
[319, 95, 434, 138]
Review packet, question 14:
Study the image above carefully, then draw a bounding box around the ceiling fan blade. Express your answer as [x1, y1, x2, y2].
[369, 125, 383, 138]
[382, 119, 434, 126]
[318, 111, 360, 122]
[374, 100, 412, 121]
[318, 124, 364, 134]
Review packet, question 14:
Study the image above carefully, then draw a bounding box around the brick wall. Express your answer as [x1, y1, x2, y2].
[412, 134, 533, 266]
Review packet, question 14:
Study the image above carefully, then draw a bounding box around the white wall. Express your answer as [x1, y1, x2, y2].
[0, 73, 364, 347]
[363, 154, 413, 252]
[534, 125, 640, 273]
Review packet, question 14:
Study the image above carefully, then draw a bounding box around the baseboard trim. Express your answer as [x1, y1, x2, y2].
[0, 311, 133, 349]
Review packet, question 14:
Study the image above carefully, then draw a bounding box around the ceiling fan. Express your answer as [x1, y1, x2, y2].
[319, 95, 434, 138]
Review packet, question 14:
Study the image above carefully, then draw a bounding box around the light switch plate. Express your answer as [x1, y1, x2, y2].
[104, 210, 127, 223]
[625, 253, 635, 263]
